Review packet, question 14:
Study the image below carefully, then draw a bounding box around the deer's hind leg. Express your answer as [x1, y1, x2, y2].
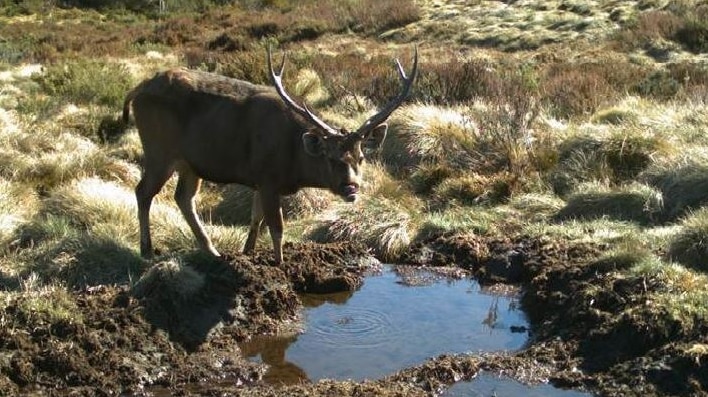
[136, 159, 175, 259]
[243, 191, 264, 255]
[174, 164, 220, 257]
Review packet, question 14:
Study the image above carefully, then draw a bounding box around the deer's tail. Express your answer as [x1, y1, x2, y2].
[122, 86, 140, 125]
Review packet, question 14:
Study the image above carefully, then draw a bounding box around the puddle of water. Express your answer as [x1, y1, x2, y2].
[443, 373, 594, 397]
[240, 266, 529, 384]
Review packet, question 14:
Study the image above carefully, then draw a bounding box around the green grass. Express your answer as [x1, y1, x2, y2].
[310, 195, 417, 261]
[34, 59, 134, 108]
[0, 4, 708, 375]
[554, 182, 663, 225]
[4, 278, 83, 325]
[666, 208, 708, 272]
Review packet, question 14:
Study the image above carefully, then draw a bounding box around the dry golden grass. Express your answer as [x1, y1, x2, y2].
[0, 178, 39, 250]
[0, 0, 707, 329]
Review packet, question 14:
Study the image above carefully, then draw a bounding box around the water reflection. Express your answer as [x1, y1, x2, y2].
[239, 333, 308, 384]
[240, 266, 529, 384]
[443, 373, 593, 397]
[240, 290, 354, 385]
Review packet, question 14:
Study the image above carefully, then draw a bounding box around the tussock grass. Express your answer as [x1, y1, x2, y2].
[548, 126, 672, 196]
[310, 196, 416, 261]
[508, 193, 566, 222]
[431, 172, 513, 207]
[415, 206, 509, 241]
[294, 68, 329, 106]
[0, 126, 139, 190]
[41, 177, 210, 258]
[641, 160, 708, 222]
[592, 107, 640, 125]
[383, 104, 478, 174]
[666, 208, 708, 272]
[554, 182, 663, 225]
[0, 179, 38, 250]
[409, 163, 460, 195]
[132, 257, 205, 299]
[1, 275, 82, 326]
[45, 177, 139, 232]
[630, 257, 708, 327]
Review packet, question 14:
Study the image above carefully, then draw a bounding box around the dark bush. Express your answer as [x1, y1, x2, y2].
[416, 59, 496, 105]
[540, 61, 649, 119]
[635, 70, 681, 100]
[674, 14, 708, 53]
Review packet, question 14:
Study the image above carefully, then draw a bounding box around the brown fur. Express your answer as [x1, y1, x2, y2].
[122, 67, 389, 263]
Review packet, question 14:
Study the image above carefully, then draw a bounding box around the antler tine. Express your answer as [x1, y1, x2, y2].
[354, 45, 419, 137]
[267, 45, 338, 136]
[395, 59, 407, 79]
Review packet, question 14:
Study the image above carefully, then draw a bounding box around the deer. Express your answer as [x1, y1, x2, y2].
[121, 46, 418, 263]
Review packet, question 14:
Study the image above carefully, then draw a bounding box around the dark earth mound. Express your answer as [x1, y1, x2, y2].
[0, 237, 706, 396]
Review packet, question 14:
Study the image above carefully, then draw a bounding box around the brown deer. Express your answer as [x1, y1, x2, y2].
[122, 46, 418, 263]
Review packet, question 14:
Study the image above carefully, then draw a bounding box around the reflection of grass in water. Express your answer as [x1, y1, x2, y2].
[482, 297, 499, 330]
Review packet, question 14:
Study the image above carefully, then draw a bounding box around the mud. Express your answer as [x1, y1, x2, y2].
[0, 237, 706, 396]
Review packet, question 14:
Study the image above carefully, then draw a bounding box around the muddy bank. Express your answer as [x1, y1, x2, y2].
[0, 237, 706, 396]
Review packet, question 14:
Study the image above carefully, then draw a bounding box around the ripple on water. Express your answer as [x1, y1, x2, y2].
[241, 265, 530, 383]
[308, 306, 400, 349]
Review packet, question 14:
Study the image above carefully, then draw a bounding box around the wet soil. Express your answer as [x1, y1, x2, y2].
[0, 236, 706, 396]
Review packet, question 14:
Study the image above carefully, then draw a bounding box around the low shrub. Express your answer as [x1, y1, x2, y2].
[34, 59, 134, 108]
[541, 63, 618, 119]
[672, 6, 708, 53]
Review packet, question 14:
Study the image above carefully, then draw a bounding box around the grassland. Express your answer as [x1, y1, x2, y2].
[1, 0, 708, 395]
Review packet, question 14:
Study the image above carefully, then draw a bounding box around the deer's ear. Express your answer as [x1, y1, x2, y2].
[302, 132, 324, 156]
[364, 123, 388, 151]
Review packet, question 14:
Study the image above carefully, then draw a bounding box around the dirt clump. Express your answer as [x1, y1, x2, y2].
[0, 242, 376, 396]
[1, 236, 706, 396]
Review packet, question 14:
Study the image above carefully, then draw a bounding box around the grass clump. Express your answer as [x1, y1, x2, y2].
[642, 162, 708, 222]
[415, 206, 508, 240]
[5, 276, 83, 326]
[34, 59, 134, 108]
[630, 258, 708, 328]
[0, 179, 38, 250]
[383, 104, 478, 175]
[311, 196, 415, 261]
[666, 208, 708, 272]
[554, 182, 663, 225]
[604, 130, 670, 180]
[431, 172, 522, 208]
[44, 177, 138, 232]
[592, 107, 640, 125]
[409, 163, 460, 195]
[508, 193, 566, 222]
[548, 129, 670, 196]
